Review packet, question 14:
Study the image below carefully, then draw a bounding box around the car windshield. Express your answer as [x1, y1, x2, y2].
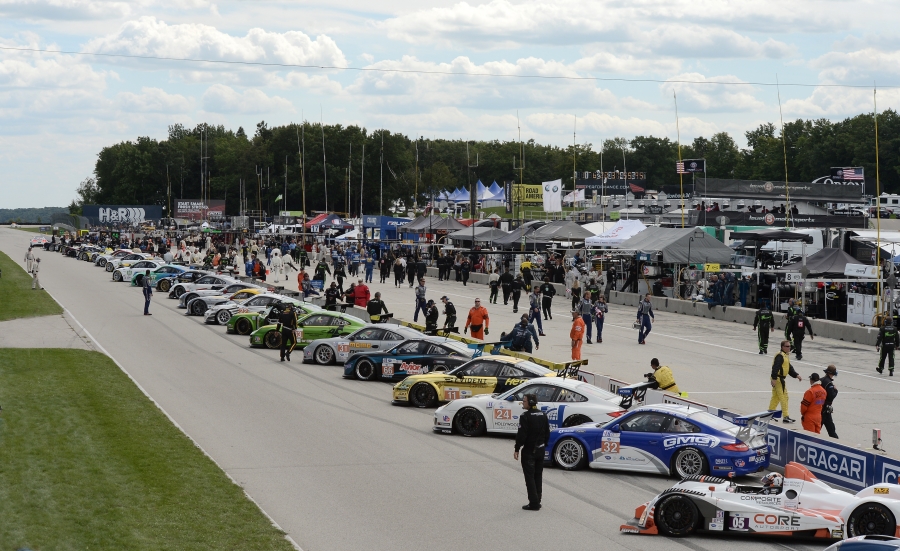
[514, 361, 553, 376]
[687, 410, 739, 435]
[441, 341, 472, 355]
[575, 383, 617, 401]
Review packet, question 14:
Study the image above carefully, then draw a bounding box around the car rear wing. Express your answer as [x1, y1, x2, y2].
[733, 410, 777, 442]
[617, 381, 658, 410]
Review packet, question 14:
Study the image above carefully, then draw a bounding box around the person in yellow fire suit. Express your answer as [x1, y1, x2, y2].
[770, 340, 803, 423]
[648, 358, 680, 395]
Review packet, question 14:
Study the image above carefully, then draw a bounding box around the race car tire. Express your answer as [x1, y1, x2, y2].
[78, 252, 87, 261]
[191, 301, 207, 316]
[235, 318, 253, 335]
[174, 286, 186, 299]
[553, 438, 587, 470]
[158, 279, 171, 292]
[454, 408, 486, 437]
[354, 358, 378, 380]
[134, 274, 144, 286]
[112, 271, 123, 282]
[314, 345, 335, 366]
[216, 310, 232, 325]
[105, 263, 115, 272]
[409, 383, 438, 408]
[671, 447, 709, 478]
[848, 503, 897, 537]
[655, 494, 700, 537]
[264, 331, 282, 349]
[99, 259, 107, 267]
[562, 414, 592, 428]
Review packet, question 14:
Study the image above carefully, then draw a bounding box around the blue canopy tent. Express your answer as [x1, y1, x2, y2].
[487, 181, 503, 196]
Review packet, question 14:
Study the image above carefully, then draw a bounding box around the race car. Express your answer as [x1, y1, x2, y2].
[303, 324, 424, 366]
[77, 245, 104, 262]
[156, 269, 208, 292]
[129, 264, 188, 288]
[94, 249, 132, 267]
[547, 404, 772, 479]
[620, 462, 900, 540]
[179, 282, 263, 309]
[392, 356, 557, 408]
[29, 235, 49, 247]
[434, 377, 622, 436]
[226, 300, 322, 335]
[340, 337, 474, 380]
[201, 291, 278, 324]
[111, 260, 167, 282]
[249, 311, 367, 350]
[168, 274, 238, 299]
[105, 252, 155, 272]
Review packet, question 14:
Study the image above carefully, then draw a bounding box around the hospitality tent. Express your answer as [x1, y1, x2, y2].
[585, 219, 647, 247]
[426, 216, 467, 232]
[529, 220, 596, 241]
[492, 221, 546, 248]
[781, 248, 861, 276]
[615, 226, 734, 264]
[335, 229, 361, 241]
[487, 181, 503, 196]
[475, 180, 491, 200]
[447, 227, 509, 242]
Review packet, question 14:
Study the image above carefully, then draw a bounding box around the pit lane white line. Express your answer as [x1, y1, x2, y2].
[42, 288, 304, 551]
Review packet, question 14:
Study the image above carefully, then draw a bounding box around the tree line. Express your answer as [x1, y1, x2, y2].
[74, 110, 900, 217]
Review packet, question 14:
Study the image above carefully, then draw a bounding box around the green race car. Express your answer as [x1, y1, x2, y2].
[226, 299, 322, 335]
[249, 311, 367, 350]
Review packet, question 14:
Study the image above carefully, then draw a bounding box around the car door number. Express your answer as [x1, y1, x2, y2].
[444, 387, 471, 400]
[494, 409, 512, 420]
[381, 361, 394, 377]
[600, 441, 620, 453]
[337, 343, 350, 353]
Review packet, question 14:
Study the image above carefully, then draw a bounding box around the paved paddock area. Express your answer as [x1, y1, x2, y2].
[0, 227, 873, 551]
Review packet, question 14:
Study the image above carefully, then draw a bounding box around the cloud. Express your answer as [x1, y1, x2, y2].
[116, 86, 192, 113]
[782, 86, 900, 119]
[660, 73, 766, 112]
[201, 83, 294, 114]
[0, 0, 130, 20]
[85, 16, 348, 68]
[811, 48, 900, 84]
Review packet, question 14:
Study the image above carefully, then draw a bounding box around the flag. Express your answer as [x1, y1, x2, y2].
[830, 167, 864, 182]
[275, 194, 283, 202]
[542, 179, 562, 212]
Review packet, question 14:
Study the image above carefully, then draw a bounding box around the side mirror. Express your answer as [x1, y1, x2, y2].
[456, 372, 465, 378]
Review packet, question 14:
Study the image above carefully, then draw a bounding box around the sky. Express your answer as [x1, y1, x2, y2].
[2, 0, 900, 208]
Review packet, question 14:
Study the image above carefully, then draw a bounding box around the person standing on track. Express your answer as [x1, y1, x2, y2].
[464, 298, 489, 340]
[393, 257, 405, 287]
[514, 393, 550, 511]
[500, 267, 514, 305]
[413, 278, 427, 322]
[441, 296, 457, 332]
[539, 276, 555, 320]
[31, 257, 42, 290]
[579, 290, 594, 344]
[528, 287, 545, 336]
[366, 291, 389, 322]
[636, 293, 654, 345]
[142, 269, 153, 315]
[770, 340, 802, 424]
[24, 246, 34, 273]
[488, 269, 500, 304]
[406, 257, 417, 287]
[511, 274, 524, 313]
[364, 253, 375, 283]
[800, 372, 827, 434]
[593, 295, 608, 344]
[876, 319, 899, 375]
[820, 365, 839, 438]
[788, 309, 814, 361]
[753, 304, 775, 354]
[424, 299, 439, 334]
[277, 303, 298, 362]
[353, 278, 370, 307]
[570, 309, 585, 360]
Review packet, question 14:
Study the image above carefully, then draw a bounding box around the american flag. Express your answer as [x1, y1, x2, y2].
[841, 167, 864, 181]
[676, 161, 687, 174]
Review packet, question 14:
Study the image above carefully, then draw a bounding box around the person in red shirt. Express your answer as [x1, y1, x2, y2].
[801, 372, 828, 433]
[464, 298, 490, 340]
[353, 278, 370, 307]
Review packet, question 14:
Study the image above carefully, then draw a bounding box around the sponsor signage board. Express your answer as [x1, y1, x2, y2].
[844, 263, 879, 278]
[696, 178, 864, 202]
[511, 184, 544, 205]
[82, 205, 163, 225]
[691, 211, 868, 229]
[175, 199, 226, 221]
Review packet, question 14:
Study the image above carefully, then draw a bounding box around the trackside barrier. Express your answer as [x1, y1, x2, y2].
[597, 379, 900, 493]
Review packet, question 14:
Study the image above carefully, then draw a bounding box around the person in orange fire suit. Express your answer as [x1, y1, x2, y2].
[800, 372, 827, 434]
[464, 298, 490, 340]
[570, 309, 586, 361]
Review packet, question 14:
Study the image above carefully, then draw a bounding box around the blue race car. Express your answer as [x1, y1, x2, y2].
[342, 338, 474, 381]
[546, 403, 773, 478]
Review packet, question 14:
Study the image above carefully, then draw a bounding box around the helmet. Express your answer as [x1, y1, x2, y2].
[762, 473, 783, 488]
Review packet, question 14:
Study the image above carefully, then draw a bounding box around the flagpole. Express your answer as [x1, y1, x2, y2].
[674, 91, 685, 228]
[875, 84, 883, 317]
[776, 75, 791, 228]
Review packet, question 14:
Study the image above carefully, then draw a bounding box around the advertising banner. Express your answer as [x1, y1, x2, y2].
[695, 178, 864, 202]
[82, 205, 162, 225]
[175, 199, 226, 221]
[511, 184, 544, 205]
[575, 173, 648, 194]
[676, 159, 706, 174]
[542, 179, 562, 212]
[694, 211, 867, 229]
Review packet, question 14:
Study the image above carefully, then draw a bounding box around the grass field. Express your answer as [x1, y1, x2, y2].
[12, 226, 46, 233]
[0, 249, 63, 321]
[0, 348, 296, 550]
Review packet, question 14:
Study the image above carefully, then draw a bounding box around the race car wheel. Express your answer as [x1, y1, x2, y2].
[99, 259, 107, 267]
[409, 383, 438, 408]
[454, 408, 486, 437]
[158, 279, 171, 292]
[174, 286, 186, 299]
[671, 447, 709, 478]
[562, 414, 592, 428]
[848, 503, 897, 537]
[134, 274, 143, 286]
[235, 318, 253, 335]
[191, 301, 207, 316]
[216, 310, 232, 325]
[264, 331, 282, 349]
[655, 494, 700, 537]
[105, 263, 114, 272]
[315, 345, 335, 365]
[553, 438, 587, 470]
[78, 252, 86, 261]
[354, 358, 377, 380]
[112, 271, 123, 282]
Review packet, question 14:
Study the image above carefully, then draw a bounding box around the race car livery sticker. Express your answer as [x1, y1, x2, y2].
[729, 513, 751, 531]
[443, 387, 472, 400]
[337, 342, 350, 354]
[662, 435, 720, 450]
[400, 362, 423, 375]
[750, 513, 801, 531]
[600, 430, 621, 453]
[381, 358, 398, 377]
[875, 487, 890, 494]
[708, 510, 725, 531]
[494, 408, 513, 421]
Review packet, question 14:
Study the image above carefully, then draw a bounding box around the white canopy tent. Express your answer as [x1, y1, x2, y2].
[335, 229, 361, 241]
[585, 219, 647, 247]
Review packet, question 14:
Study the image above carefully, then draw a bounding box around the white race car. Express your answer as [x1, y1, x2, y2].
[94, 249, 132, 267]
[433, 377, 622, 437]
[105, 252, 155, 272]
[201, 292, 285, 324]
[179, 283, 262, 310]
[168, 274, 239, 299]
[302, 324, 424, 365]
[112, 260, 167, 282]
[621, 461, 900, 540]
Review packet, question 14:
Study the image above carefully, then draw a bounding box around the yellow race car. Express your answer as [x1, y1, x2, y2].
[393, 355, 556, 408]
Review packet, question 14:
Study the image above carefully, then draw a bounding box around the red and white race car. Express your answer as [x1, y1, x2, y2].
[621, 462, 900, 540]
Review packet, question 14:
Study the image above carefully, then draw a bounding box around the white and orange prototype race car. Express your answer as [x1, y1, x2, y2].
[621, 462, 900, 540]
